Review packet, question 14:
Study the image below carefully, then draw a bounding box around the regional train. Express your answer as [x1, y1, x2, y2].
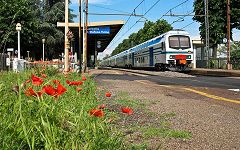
[101, 30, 193, 71]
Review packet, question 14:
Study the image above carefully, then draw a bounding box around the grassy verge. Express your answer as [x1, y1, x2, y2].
[106, 91, 191, 149]
[0, 68, 125, 149]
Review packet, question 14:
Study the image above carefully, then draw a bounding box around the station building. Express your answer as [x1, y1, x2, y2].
[57, 20, 124, 68]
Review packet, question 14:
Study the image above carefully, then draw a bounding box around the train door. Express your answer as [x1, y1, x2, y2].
[149, 47, 154, 66]
[132, 53, 134, 67]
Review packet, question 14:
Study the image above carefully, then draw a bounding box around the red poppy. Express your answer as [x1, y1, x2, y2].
[89, 109, 104, 117]
[41, 74, 47, 78]
[25, 87, 42, 97]
[25, 87, 37, 97]
[53, 80, 60, 84]
[21, 79, 31, 87]
[42, 85, 56, 96]
[25, 79, 31, 83]
[66, 80, 83, 86]
[56, 83, 67, 96]
[82, 76, 87, 81]
[36, 91, 43, 97]
[31, 74, 44, 86]
[121, 107, 133, 115]
[76, 87, 82, 92]
[98, 104, 105, 109]
[105, 92, 111, 97]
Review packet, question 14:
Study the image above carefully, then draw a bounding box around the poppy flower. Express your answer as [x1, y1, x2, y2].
[31, 74, 44, 86]
[25, 79, 31, 83]
[25, 87, 37, 97]
[21, 79, 31, 87]
[53, 80, 60, 84]
[89, 109, 104, 117]
[121, 107, 133, 115]
[105, 92, 111, 97]
[82, 76, 87, 81]
[98, 104, 105, 109]
[25, 87, 42, 97]
[66, 80, 83, 86]
[42, 85, 56, 96]
[76, 87, 82, 92]
[41, 74, 47, 78]
[36, 91, 43, 97]
[56, 83, 67, 96]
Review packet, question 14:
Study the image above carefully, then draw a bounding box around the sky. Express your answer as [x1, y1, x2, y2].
[69, 0, 240, 59]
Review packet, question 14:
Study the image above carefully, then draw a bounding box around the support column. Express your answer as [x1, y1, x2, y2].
[227, 0, 232, 70]
[79, 0, 82, 72]
[82, 0, 88, 73]
[64, 0, 69, 72]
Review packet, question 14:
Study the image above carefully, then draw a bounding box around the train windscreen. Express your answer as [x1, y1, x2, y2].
[169, 36, 190, 49]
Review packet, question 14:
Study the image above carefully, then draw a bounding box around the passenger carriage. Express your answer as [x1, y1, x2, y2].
[101, 30, 193, 71]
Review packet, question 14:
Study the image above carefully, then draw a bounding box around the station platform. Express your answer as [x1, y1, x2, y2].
[189, 68, 240, 77]
[98, 67, 240, 77]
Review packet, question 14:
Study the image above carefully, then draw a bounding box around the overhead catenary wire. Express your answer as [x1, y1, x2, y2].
[106, 0, 162, 51]
[105, 0, 145, 52]
[180, 21, 195, 29]
[107, 0, 191, 51]
[105, 0, 193, 54]
[159, 0, 190, 20]
[89, 4, 130, 14]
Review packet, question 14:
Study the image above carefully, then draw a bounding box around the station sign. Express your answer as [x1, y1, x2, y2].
[88, 27, 110, 35]
[7, 48, 14, 52]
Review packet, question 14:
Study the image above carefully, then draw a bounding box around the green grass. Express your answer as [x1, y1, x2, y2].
[114, 91, 145, 109]
[141, 127, 191, 139]
[110, 90, 192, 149]
[0, 68, 125, 149]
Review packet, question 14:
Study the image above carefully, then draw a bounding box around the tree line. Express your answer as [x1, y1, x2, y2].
[0, 0, 75, 60]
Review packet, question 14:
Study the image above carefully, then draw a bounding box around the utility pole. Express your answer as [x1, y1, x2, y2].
[64, 0, 69, 72]
[82, 0, 88, 73]
[79, 0, 82, 72]
[204, 0, 210, 68]
[227, 0, 232, 70]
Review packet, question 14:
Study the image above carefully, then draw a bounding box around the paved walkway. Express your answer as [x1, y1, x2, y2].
[98, 67, 240, 77]
[190, 68, 240, 77]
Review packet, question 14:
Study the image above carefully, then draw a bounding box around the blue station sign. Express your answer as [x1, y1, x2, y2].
[88, 26, 110, 34]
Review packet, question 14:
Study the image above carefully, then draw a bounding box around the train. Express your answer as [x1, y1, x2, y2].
[100, 30, 193, 71]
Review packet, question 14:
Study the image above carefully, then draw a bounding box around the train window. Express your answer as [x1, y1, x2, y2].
[169, 36, 180, 48]
[169, 36, 190, 49]
[179, 36, 190, 48]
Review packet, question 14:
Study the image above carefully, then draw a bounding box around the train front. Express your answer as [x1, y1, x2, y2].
[166, 31, 193, 71]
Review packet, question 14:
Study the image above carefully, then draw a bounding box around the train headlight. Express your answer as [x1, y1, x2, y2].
[169, 55, 175, 59]
[186, 55, 191, 59]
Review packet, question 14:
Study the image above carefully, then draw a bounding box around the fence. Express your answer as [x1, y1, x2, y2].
[197, 58, 240, 70]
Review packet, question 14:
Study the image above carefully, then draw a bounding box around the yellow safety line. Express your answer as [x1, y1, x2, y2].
[135, 80, 240, 105]
[184, 88, 240, 104]
[135, 80, 170, 88]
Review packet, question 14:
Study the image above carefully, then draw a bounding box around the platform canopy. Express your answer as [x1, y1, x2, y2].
[57, 20, 124, 53]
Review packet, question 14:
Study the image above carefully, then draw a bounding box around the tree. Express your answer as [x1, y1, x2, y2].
[193, 0, 240, 48]
[0, 0, 76, 60]
[218, 41, 240, 69]
[0, 0, 40, 54]
[111, 19, 172, 56]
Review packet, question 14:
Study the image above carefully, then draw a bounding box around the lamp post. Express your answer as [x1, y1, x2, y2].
[27, 51, 30, 61]
[16, 23, 21, 60]
[42, 38, 46, 61]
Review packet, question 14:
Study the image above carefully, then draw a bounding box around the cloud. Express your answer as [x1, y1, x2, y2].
[71, 0, 111, 5]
